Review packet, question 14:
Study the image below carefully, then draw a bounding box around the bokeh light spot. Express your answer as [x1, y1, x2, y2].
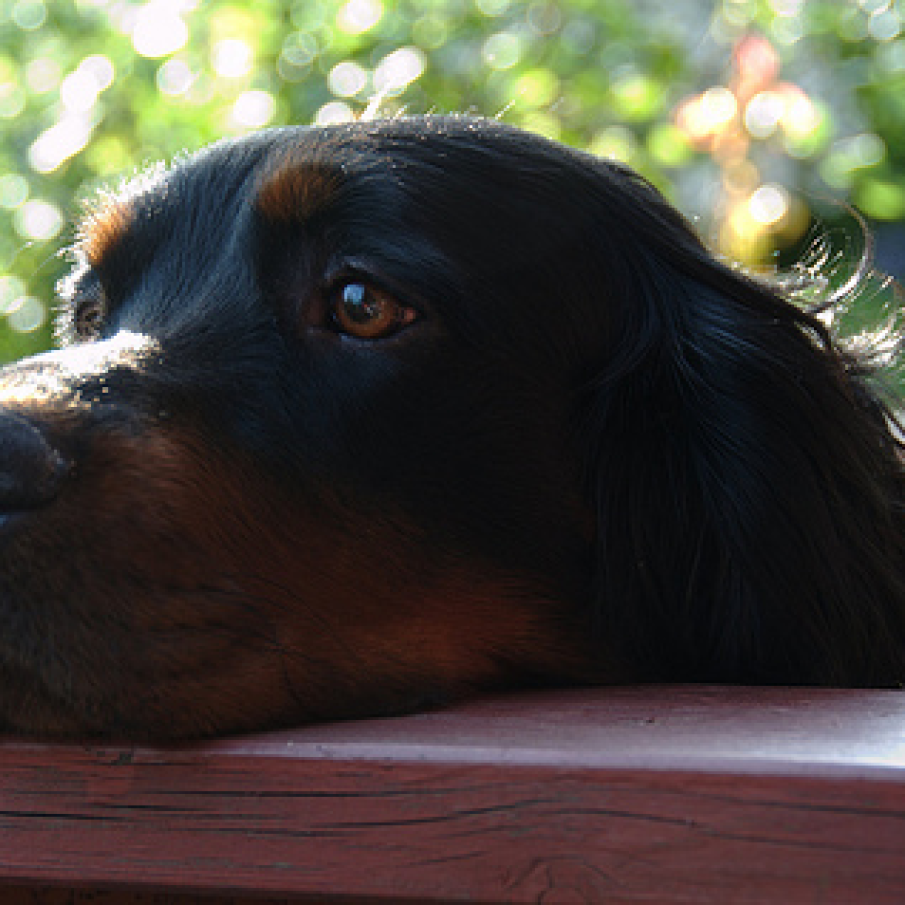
[748, 184, 789, 225]
[514, 68, 559, 108]
[611, 73, 662, 121]
[336, 0, 382, 35]
[482, 32, 523, 70]
[782, 98, 829, 158]
[869, 8, 902, 41]
[374, 47, 425, 96]
[282, 31, 318, 66]
[315, 101, 354, 125]
[61, 70, 102, 114]
[230, 90, 276, 129]
[329, 61, 368, 97]
[527, 2, 562, 35]
[476, 0, 510, 16]
[28, 116, 96, 173]
[590, 125, 637, 163]
[701, 86, 738, 129]
[411, 15, 448, 50]
[857, 178, 905, 220]
[81, 55, 116, 91]
[6, 295, 46, 334]
[745, 90, 785, 139]
[12, 0, 47, 31]
[769, 0, 804, 14]
[157, 58, 196, 96]
[647, 124, 693, 167]
[781, 91, 818, 137]
[834, 132, 886, 171]
[25, 57, 62, 94]
[132, 1, 189, 58]
[0, 175, 29, 210]
[13, 199, 63, 241]
[838, 7, 869, 41]
[212, 38, 254, 78]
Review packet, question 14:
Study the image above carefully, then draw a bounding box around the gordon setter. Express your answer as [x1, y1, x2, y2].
[0, 116, 903, 739]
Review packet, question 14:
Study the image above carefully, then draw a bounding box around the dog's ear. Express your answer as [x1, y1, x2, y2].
[574, 178, 905, 685]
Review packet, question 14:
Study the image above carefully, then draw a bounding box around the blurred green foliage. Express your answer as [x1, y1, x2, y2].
[1, 0, 904, 362]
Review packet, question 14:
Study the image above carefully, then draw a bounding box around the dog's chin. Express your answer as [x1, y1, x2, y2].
[0, 640, 396, 741]
[0, 627, 584, 741]
[0, 406, 601, 740]
[0, 509, 599, 741]
[0, 549, 604, 742]
[0, 635, 273, 740]
[0, 684, 117, 740]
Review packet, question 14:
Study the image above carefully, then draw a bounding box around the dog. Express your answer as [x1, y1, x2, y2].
[0, 116, 903, 739]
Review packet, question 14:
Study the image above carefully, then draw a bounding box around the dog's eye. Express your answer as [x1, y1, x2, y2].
[73, 286, 106, 341]
[331, 282, 416, 340]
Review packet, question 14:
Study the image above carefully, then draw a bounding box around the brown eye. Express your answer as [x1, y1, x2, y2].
[332, 282, 416, 340]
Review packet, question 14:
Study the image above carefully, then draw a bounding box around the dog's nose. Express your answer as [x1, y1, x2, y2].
[0, 409, 70, 512]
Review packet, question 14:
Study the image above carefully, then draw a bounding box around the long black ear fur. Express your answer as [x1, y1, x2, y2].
[580, 169, 905, 686]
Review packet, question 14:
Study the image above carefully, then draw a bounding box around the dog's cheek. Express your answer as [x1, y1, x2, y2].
[0, 420, 285, 737]
[1, 422, 591, 739]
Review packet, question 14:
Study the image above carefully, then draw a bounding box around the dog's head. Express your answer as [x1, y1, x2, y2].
[1, 117, 903, 738]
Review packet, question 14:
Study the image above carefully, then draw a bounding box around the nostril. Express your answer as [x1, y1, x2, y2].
[0, 409, 71, 511]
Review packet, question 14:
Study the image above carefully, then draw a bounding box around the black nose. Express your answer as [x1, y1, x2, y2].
[0, 409, 70, 511]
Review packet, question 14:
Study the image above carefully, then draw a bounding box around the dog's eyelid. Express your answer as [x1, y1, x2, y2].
[322, 261, 427, 315]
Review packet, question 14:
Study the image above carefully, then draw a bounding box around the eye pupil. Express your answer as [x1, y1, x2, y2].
[78, 305, 100, 332]
[332, 280, 414, 340]
[75, 297, 105, 340]
[340, 283, 384, 326]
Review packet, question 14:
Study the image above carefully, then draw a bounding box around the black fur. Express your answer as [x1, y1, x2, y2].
[0, 116, 902, 739]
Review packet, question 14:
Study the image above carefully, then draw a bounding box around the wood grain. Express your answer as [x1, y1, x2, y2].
[1, 686, 904, 903]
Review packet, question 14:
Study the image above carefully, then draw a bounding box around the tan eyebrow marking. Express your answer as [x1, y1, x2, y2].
[75, 162, 167, 266]
[76, 193, 135, 266]
[255, 158, 343, 223]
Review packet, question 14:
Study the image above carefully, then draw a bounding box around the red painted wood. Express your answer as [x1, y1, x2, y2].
[1, 686, 904, 903]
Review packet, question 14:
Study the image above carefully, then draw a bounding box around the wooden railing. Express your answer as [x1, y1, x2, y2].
[2, 685, 904, 903]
